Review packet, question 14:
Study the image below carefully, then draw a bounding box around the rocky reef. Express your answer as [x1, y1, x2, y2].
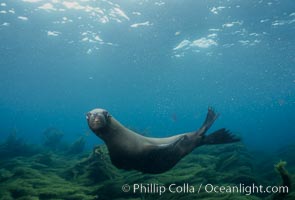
[0, 133, 294, 200]
[43, 128, 66, 151]
[0, 132, 40, 159]
[67, 137, 86, 155]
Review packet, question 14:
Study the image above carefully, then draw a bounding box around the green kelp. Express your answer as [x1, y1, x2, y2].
[0, 151, 95, 200]
[253, 145, 295, 191]
[64, 145, 121, 184]
[271, 161, 292, 200]
[0, 168, 13, 182]
[0, 139, 294, 200]
[276, 145, 295, 173]
[34, 152, 54, 166]
[67, 144, 258, 200]
[275, 161, 291, 189]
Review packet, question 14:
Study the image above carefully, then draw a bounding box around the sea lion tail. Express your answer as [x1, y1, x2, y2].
[198, 107, 219, 137]
[202, 128, 240, 145]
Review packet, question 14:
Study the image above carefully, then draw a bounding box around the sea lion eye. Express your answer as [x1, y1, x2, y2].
[86, 112, 91, 120]
[103, 111, 110, 118]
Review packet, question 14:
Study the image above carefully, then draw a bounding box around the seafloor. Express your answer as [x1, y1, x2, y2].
[0, 130, 294, 200]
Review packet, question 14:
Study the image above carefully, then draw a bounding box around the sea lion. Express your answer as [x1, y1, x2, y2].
[86, 108, 240, 174]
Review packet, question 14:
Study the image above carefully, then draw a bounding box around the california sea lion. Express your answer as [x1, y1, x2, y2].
[86, 108, 240, 174]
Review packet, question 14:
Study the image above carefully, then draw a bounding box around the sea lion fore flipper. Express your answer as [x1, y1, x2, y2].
[142, 136, 190, 173]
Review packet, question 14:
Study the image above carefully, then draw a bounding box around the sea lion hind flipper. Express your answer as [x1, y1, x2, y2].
[205, 107, 219, 125]
[203, 128, 240, 145]
[198, 107, 219, 136]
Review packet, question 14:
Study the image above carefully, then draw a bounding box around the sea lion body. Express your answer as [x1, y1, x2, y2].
[86, 108, 239, 174]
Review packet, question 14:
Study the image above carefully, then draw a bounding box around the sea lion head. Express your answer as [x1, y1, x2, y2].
[86, 108, 111, 132]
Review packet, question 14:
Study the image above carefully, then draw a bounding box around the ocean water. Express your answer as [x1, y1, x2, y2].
[0, 0, 294, 151]
[0, 1, 295, 200]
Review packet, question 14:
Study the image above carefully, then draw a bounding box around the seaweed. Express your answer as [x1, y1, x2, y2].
[63, 145, 121, 184]
[272, 161, 292, 200]
[0, 168, 13, 182]
[0, 156, 95, 200]
[276, 145, 295, 172]
[0, 131, 293, 200]
[34, 152, 53, 166]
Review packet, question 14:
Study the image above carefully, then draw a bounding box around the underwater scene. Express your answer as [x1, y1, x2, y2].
[0, 0, 294, 199]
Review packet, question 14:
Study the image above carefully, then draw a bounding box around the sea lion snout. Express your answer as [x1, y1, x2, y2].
[86, 108, 110, 131]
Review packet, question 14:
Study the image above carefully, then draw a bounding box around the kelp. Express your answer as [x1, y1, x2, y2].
[0, 138, 293, 200]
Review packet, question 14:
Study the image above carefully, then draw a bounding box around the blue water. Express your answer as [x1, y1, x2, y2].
[0, 0, 294, 151]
